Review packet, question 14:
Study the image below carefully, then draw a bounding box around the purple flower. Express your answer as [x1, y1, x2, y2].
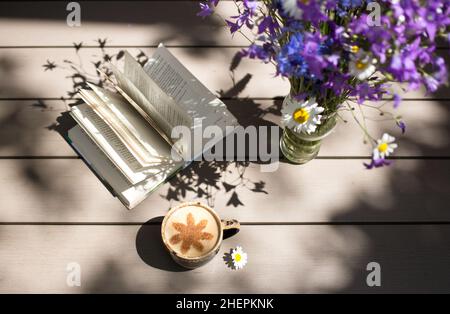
[226, 19, 241, 34]
[424, 76, 440, 93]
[276, 33, 309, 78]
[240, 43, 271, 62]
[197, 2, 214, 18]
[339, 0, 363, 8]
[432, 57, 448, 88]
[196, 0, 449, 170]
[393, 94, 402, 109]
[322, 72, 351, 95]
[388, 38, 423, 90]
[226, 11, 254, 34]
[418, 1, 450, 41]
[364, 157, 391, 170]
[243, 0, 258, 15]
[297, 1, 328, 26]
[351, 83, 383, 104]
[396, 120, 406, 134]
[258, 16, 278, 36]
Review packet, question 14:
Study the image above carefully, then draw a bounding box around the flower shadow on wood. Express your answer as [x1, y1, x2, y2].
[223, 248, 237, 270]
[0, 55, 79, 218]
[161, 53, 281, 208]
[0, 1, 227, 49]
[294, 97, 450, 292]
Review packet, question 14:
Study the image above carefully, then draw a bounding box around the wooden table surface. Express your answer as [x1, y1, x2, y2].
[0, 1, 449, 293]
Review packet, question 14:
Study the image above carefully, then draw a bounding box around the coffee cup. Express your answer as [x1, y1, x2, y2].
[161, 201, 240, 269]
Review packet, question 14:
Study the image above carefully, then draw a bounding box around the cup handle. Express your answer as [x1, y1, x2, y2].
[221, 219, 240, 239]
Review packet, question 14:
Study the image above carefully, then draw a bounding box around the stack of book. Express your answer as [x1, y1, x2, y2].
[66, 44, 238, 209]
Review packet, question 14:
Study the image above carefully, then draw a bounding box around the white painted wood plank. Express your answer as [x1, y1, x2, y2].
[0, 224, 449, 293]
[0, 48, 448, 99]
[0, 159, 449, 223]
[1, 1, 448, 50]
[0, 1, 246, 46]
[0, 100, 74, 156]
[0, 99, 449, 157]
[0, 47, 288, 99]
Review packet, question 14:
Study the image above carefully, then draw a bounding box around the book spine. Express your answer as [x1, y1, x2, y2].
[64, 133, 118, 199]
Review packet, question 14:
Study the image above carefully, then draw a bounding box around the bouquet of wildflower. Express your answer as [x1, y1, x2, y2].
[198, 0, 449, 168]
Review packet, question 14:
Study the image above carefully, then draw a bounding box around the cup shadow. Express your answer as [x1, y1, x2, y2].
[135, 216, 190, 272]
[136, 215, 242, 272]
[223, 224, 240, 240]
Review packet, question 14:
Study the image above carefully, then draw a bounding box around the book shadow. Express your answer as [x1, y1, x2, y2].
[218, 71, 284, 165]
[48, 111, 78, 140]
[135, 216, 190, 272]
[161, 73, 284, 207]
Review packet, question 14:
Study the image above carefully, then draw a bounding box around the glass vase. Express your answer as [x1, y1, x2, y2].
[280, 94, 338, 164]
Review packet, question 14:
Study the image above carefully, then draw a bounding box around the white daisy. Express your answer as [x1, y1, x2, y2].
[280, 0, 303, 19]
[373, 133, 398, 160]
[231, 246, 248, 270]
[349, 50, 376, 81]
[281, 97, 325, 134]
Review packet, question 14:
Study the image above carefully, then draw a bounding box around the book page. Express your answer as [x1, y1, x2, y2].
[144, 45, 238, 126]
[70, 104, 176, 185]
[68, 125, 132, 193]
[84, 84, 173, 163]
[117, 52, 192, 130]
[144, 44, 239, 157]
[68, 125, 183, 209]
[144, 45, 216, 109]
[109, 63, 174, 138]
[79, 88, 163, 168]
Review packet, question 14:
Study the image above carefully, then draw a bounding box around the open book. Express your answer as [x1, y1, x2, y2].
[66, 44, 238, 209]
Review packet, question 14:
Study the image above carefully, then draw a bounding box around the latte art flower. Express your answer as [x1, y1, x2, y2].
[169, 212, 214, 254]
[281, 97, 324, 134]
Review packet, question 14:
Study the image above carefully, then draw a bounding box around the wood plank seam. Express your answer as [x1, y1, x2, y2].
[1, 156, 450, 159]
[0, 45, 448, 50]
[1, 221, 450, 225]
[0, 45, 250, 49]
[2, 98, 450, 102]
